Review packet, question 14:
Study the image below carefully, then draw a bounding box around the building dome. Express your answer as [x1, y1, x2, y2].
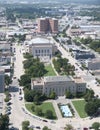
[29, 37, 51, 45]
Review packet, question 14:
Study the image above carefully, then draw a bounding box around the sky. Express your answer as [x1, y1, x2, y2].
[0, 0, 100, 5]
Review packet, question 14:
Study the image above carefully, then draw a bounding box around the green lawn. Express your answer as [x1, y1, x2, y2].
[25, 102, 57, 119]
[45, 64, 56, 76]
[72, 100, 88, 118]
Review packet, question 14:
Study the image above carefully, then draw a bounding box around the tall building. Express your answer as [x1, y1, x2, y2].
[38, 18, 58, 34]
[0, 69, 5, 93]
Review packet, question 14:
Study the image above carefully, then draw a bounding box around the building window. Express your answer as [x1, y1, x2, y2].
[47, 49, 49, 53]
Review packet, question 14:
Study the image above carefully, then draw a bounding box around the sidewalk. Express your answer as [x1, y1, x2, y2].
[52, 100, 62, 119]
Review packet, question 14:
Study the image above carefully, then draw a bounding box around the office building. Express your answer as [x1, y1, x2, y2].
[31, 76, 86, 96]
[38, 18, 58, 34]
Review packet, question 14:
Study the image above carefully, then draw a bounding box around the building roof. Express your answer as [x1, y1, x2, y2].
[0, 69, 4, 74]
[44, 76, 72, 82]
[90, 58, 100, 63]
[74, 77, 85, 83]
[29, 37, 52, 45]
[32, 78, 43, 86]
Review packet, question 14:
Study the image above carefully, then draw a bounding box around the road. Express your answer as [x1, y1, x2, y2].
[14, 44, 25, 79]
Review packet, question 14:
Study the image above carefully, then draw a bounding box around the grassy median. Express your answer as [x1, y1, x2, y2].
[25, 102, 57, 119]
[45, 64, 56, 76]
[72, 99, 88, 118]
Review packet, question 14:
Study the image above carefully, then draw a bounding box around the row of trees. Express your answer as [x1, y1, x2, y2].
[24, 89, 56, 103]
[65, 90, 85, 99]
[22, 121, 51, 130]
[80, 38, 100, 53]
[6, 4, 61, 20]
[24, 89, 47, 103]
[10, 34, 26, 43]
[19, 53, 47, 89]
[53, 57, 75, 75]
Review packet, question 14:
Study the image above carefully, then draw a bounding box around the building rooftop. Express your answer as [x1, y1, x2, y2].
[90, 58, 100, 63]
[29, 37, 52, 45]
[44, 76, 72, 82]
[32, 78, 43, 86]
[74, 77, 85, 83]
[0, 69, 4, 74]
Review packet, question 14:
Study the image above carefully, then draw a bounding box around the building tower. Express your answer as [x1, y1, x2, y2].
[38, 18, 58, 34]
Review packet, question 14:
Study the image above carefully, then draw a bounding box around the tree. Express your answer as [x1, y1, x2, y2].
[85, 99, 100, 116]
[5, 75, 12, 87]
[22, 121, 30, 130]
[65, 91, 73, 99]
[92, 122, 100, 130]
[64, 124, 74, 130]
[31, 105, 35, 112]
[85, 101, 97, 116]
[34, 95, 39, 105]
[42, 126, 51, 130]
[35, 107, 43, 116]
[24, 89, 34, 102]
[45, 110, 54, 119]
[84, 89, 94, 102]
[19, 74, 31, 87]
[0, 114, 9, 130]
[24, 53, 33, 59]
[27, 62, 46, 77]
[49, 91, 56, 99]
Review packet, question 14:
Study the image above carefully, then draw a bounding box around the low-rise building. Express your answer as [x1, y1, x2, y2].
[31, 76, 86, 96]
[0, 69, 5, 93]
[73, 50, 95, 60]
[86, 58, 100, 70]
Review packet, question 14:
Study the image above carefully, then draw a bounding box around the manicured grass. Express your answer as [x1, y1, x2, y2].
[25, 102, 57, 119]
[72, 99, 88, 118]
[45, 64, 56, 76]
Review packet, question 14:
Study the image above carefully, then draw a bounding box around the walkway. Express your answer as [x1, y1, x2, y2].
[52, 100, 62, 119]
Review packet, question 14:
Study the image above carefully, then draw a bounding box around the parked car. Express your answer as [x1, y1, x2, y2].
[7, 107, 11, 111]
[6, 111, 11, 115]
[36, 126, 41, 129]
[83, 128, 88, 130]
[29, 125, 35, 129]
[43, 120, 48, 122]
[51, 120, 56, 124]
[7, 102, 12, 106]
[19, 97, 23, 100]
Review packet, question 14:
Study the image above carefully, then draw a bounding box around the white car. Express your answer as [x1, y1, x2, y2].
[19, 97, 23, 100]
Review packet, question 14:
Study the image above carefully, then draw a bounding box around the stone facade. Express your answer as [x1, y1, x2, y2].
[31, 76, 86, 96]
